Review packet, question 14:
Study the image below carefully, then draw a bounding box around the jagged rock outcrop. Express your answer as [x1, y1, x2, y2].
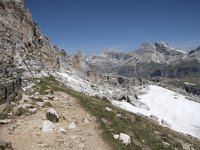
[0, 0, 69, 78]
[72, 50, 81, 70]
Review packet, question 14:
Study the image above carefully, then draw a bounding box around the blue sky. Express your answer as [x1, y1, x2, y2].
[26, 0, 200, 54]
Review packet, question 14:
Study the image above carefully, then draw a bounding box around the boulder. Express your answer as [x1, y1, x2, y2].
[46, 108, 59, 123]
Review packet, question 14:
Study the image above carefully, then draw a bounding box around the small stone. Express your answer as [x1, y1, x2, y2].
[7, 112, 13, 116]
[116, 114, 122, 117]
[58, 127, 65, 133]
[15, 107, 26, 116]
[44, 89, 51, 93]
[55, 98, 59, 101]
[113, 134, 119, 139]
[68, 122, 77, 129]
[0, 119, 12, 124]
[82, 118, 89, 124]
[10, 102, 16, 106]
[28, 108, 37, 114]
[42, 120, 55, 132]
[46, 108, 59, 123]
[105, 107, 112, 112]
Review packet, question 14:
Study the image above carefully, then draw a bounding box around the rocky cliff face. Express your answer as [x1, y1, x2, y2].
[128, 42, 186, 65]
[84, 42, 189, 77]
[0, 0, 69, 78]
[150, 47, 200, 78]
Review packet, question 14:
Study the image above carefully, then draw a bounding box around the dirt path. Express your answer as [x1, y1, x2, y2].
[0, 92, 111, 150]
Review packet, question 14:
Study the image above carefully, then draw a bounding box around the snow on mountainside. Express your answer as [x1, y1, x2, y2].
[113, 85, 200, 139]
[176, 49, 189, 55]
[56, 71, 200, 139]
[127, 42, 186, 65]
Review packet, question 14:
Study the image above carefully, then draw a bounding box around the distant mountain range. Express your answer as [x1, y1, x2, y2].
[83, 42, 200, 78]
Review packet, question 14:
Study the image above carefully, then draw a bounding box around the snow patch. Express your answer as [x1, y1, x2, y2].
[57, 72, 80, 83]
[176, 50, 189, 54]
[113, 85, 200, 138]
[184, 82, 196, 86]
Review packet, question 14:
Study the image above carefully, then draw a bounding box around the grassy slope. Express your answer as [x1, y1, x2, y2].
[18, 77, 200, 149]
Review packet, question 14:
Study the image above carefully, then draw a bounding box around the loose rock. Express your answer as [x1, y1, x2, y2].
[42, 120, 55, 132]
[105, 107, 112, 112]
[119, 133, 131, 145]
[58, 127, 66, 133]
[46, 108, 59, 123]
[113, 134, 119, 139]
[68, 122, 77, 129]
[82, 117, 89, 124]
[0, 119, 12, 124]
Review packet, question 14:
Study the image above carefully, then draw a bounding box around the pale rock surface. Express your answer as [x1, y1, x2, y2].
[57, 127, 66, 133]
[105, 107, 112, 112]
[68, 122, 77, 129]
[113, 134, 120, 139]
[42, 120, 55, 132]
[0, 119, 12, 124]
[119, 133, 131, 145]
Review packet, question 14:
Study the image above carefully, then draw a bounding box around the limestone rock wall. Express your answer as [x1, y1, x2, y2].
[0, 0, 69, 78]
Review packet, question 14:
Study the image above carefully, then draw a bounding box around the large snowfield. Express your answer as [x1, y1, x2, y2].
[58, 72, 200, 139]
[113, 85, 200, 138]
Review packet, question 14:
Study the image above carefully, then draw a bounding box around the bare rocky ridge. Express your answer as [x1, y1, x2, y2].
[0, 0, 69, 79]
[83, 42, 200, 78]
